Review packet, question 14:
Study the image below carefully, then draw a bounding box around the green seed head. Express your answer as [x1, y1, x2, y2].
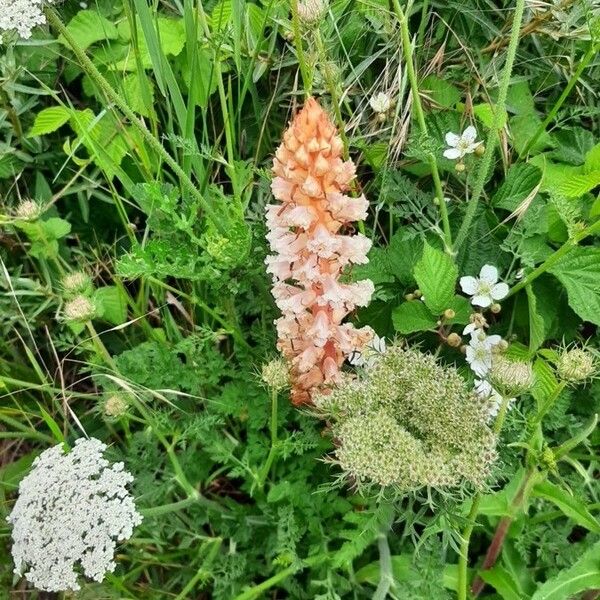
[557, 348, 596, 383]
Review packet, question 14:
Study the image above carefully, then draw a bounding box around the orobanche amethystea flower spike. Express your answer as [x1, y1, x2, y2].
[7, 438, 142, 592]
[266, 97, 375, 405]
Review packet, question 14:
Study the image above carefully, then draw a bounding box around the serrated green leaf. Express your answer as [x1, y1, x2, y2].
[532, 480, 600, 533]
[42, 217, 71, 240]
[386, 231, 423, 285]
[548, 247, 600, 325]
[531, 358, 559, 409]
[28, 106, 72, 137]
[413, 243, 457, 314]
[59, 10, 119, 50]
[473, 102, 507, 129]
[530, 540, 600, 600]
[392, 301, 437, 334]
[584, 143, 600, 173]
[493, 164, 542, 211]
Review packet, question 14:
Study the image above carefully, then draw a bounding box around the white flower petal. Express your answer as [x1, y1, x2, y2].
[462, 125, 477, 143]
[443, 147, 462, 160]
[479, 264, 499, 284]
[459, 276, 479, 295]
[490, 282, 509, 300]
[484, 334, 502, 348]
[463, 323, 476, 335]
[471, 294, 492, 308]
[445, 132, 461, 146]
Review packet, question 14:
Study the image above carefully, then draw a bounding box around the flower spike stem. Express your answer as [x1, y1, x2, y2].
[457, 393, 513, 600]
[391, 0, 452, 253]
[44, 8, 226, 235]
[290, 0, 313, 95]
[453, 0, 526, 252]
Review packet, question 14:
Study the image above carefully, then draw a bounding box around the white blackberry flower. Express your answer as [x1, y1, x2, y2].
[7, 437, 142, 592]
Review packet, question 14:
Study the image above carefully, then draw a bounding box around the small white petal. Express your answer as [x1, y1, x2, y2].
[462, 125, 477, 143]
[459, 276, 479, 295]
[471, 294, 492, 308]
[484, 334, 502, 348]
[463, 323, 476, 335]
[443, 147, 462, 160]
[445, 132, 461, 146]
[490, 282, 509, 300]
[479, 265, 499, 284]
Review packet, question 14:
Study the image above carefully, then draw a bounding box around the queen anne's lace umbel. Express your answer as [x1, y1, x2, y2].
[267, 97, 374, 404]
[0, 0, 54, 40]
[7, 437, 142, 592]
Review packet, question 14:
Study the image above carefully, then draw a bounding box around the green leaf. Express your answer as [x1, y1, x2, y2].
[584, 143, 600, 173]
[510, 113, 554, 155]
[94, 286, 128, 325]
[386, 231, 423, 285]
[530, 540, 600, 600]
[548, 247, 600, 325]
[421, 75, 460, 109]
[413, 243, 458, 314]
[392, 301, 437, 334]
[446, 295, 472, 325]
[493, 164, 542, 212]
[507, 81, 536, 115]
[532, 480, 600, 533]
[28, 106, 71, 137]
[552, 127, 595, 166]
[473, 102, 508, 129]
[479, 565, 524, 600]
[355, 555, 412, 585]
[525, 285, 546, 352]
[59, 10, 118, 50]
[531, 358, 559, 410]
[352, 247, 395, 285]
[42, 217, 71, 240]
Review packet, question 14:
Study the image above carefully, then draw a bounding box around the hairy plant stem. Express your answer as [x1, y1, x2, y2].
[314, 29, 351, 161]
[453, 0, 526, 251]
[457, 393, 512, 600]
[290, 0, 312, 95]
[391, 0, 452, 253]
[508, 218, 600, 298]
[44, 8, 226, 235]
[519, 41, 600, 158]
[257, 387, 279, 489]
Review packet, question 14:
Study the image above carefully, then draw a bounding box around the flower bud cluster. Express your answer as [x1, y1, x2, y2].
[489, 355, 535, 398]
[61, 271, 96, 323]
[315, 345, 497, 491]
[267, 97, 374, 404]
[556, 347, 596, 383]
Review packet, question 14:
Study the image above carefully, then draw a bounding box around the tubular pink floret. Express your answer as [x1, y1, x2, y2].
[266, 97, 374, 404]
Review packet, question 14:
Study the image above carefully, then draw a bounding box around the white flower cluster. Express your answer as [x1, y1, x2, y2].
[0, 0, 54, 41]
[7, 437, 142, 592]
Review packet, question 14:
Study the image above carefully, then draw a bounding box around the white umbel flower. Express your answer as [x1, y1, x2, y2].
[460, 265, 509, 308]
[7, 437, 142, 592]
[443, 126, 481, 160]
[466, 331, 502, 377]
[0, 0, 54, 40]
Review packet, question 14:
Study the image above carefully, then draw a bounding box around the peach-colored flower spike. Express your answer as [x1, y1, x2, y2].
[266, 97, 375, 405]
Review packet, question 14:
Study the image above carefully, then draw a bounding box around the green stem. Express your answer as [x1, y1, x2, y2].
[174, 538, 222, 600]
[314, 30, 351, 160]
[258, 387, 279, 489]
[453, 0, 526, 251]
[508, 218, 600, 298]
[44, 8, 225, 235]
[457, 393, 512, 600]
[290, 0, 312, 95]
[373, 529, 395, 600]
[140, 495, 208, 518]
[85, 321, 118, 371]
[391, 0, 452, 252]
[519, 41, 599, 158]
[233, 555, 323, 600]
